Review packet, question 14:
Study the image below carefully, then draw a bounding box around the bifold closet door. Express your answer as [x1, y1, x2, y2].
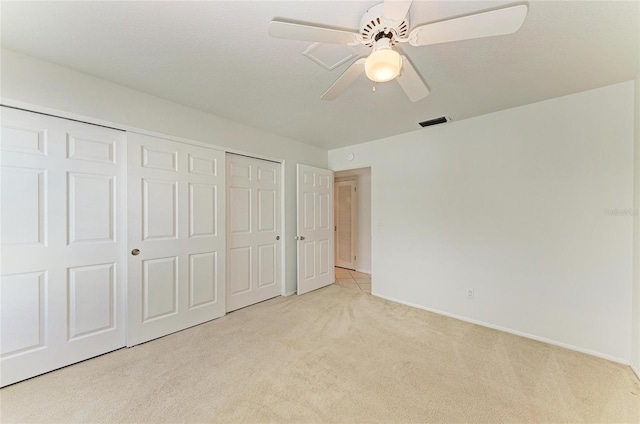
[127, 133, 226, 346]
[226, 154, 281, 312]
[0, 107, 126, 387]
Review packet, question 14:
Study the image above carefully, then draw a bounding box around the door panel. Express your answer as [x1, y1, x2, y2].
[229, 247, 252, 294]
[258, 244, 276, 287]
[0, 107, 126, 387]
[1, 167, 46, 245]
[68, 172, 115, 243]
[258, 190, 276, 231]
[142, 179, 178, 240]
[0, 272, 45, 356]
[189, 251, 218, 308]
[67, 263, 115, 340]
[142, 256, 178, 321]
[127, 133, 225, 346]
[226, 154, 281, 312]
[296, 164, 334, 295]
[189, 183, 217, 237]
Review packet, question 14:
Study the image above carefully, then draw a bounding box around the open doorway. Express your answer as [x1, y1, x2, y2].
[333, 167, 371, 293]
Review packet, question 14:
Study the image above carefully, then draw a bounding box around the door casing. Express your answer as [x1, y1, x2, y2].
[334, 179, 357, 270]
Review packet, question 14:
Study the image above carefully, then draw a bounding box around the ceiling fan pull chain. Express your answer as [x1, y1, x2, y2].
[372, 82, 376, 93]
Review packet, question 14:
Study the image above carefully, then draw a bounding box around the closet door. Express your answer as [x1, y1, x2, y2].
[0, 107, 126, 387]
[127, 133, 225, 346]
[226, 154, 281, 312]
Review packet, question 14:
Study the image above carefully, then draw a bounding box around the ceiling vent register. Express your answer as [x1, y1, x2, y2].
[419, 116, 449, 127]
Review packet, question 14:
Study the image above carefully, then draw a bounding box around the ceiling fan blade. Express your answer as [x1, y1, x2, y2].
[408, 4, 528, 47]
[269, 20, 359, 45]
[321, 58, 366, 101]
[381, 0, 413, 24]
[396, 56, 429, 102]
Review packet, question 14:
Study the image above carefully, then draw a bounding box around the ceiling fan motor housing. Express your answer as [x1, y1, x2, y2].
[360, 3, 409, 47]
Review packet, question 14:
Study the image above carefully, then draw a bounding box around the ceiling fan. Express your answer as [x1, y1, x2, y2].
[268, 1, 527, 102]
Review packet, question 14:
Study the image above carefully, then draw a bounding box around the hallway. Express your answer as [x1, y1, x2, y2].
[334, 267, 371, 294]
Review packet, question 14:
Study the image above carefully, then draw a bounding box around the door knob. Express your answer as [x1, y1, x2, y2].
[276, 236, 280, 240]
[296, 236, 305, 240]
[131, 249, 140, 256]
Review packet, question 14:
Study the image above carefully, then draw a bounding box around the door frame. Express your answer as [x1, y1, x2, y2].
[331, 167, 372, 276]
[334, 179, 357, 270]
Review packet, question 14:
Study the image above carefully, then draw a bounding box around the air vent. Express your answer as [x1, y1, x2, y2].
[419, 116, 449, 128]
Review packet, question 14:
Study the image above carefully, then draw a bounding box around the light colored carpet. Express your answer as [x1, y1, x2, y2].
[1, 284, 639, 423]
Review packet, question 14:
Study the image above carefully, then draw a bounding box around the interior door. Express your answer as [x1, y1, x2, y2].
[0, 107, 126, 387]
[226, 154, 282, 312]
[335, 180, 356, 270]
[127, 132, 225, 346]
[296, 164, 334, 295]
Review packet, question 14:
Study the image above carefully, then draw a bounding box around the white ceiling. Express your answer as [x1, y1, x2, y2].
[1, 1, 639, 150]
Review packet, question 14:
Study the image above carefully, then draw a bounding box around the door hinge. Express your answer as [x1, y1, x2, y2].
[354, 255, 356, 260]
[354, 187, 357, 192]
[334, 226, 337, 231]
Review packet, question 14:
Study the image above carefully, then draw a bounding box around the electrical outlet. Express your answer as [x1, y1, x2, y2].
[466, 288, 474, 299]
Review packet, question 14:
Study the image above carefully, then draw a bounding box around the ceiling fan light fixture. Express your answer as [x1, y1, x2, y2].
[365, 38, 401, 83]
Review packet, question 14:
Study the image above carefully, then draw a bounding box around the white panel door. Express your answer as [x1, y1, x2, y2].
[335, 180, 356, 270]
[0, 107, 126, 387]
[226, 154, 281, 312]
[296, 164, 334, 295]
[127, 133, 225, 346]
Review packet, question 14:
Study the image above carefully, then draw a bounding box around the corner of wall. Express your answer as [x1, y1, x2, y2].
[632, 73, 640, 373]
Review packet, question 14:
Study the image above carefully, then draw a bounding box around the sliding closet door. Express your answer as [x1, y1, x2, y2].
[0, 107, 126, 387]
[226, 154, 282, 312]
[127, 133, 225, 346]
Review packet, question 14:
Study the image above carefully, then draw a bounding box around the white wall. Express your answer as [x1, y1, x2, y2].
[335, 168, 372, 274]
[0, 49, 328, 295]
[355, 170, 371, 274]
[632, 74, 640, 376]
[329, 81, 635, 363]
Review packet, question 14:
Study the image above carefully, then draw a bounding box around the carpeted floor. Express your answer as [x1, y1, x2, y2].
[1, 284, 639, 423]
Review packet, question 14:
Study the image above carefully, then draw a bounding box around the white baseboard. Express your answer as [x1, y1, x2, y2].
[632, 364, 640, 381]
[283, 291, 296, 297]
[372, 292, 630, 366]
[357, 268, 371, 274]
